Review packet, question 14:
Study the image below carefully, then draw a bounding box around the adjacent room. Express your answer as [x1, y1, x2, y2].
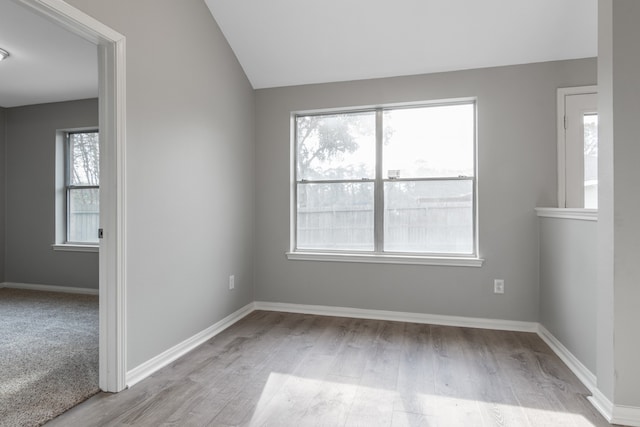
[0, 1, 100, 425]
[1, 0, 639, 426]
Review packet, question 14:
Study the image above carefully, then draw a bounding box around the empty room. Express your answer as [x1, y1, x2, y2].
[0, 1, 101, 425]
[1, 0, 639, 426]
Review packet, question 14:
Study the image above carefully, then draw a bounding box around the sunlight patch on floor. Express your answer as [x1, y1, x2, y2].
[0, 369, 46, 395]
[248, 372, 597, 426]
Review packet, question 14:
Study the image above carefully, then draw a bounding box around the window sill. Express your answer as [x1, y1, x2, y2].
[286, 251, 484, 267]
[535, 208, 598, 222]
[52, 244, 99, 253]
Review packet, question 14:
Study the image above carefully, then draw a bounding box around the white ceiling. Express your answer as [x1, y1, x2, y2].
[0, 0, 97, 108]
[205, 0, 598, 89]
[0, 1, 597, 108]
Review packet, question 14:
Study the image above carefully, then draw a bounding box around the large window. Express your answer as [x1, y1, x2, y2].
[65, 130, 100, 244]
[293, 101, 476, 258]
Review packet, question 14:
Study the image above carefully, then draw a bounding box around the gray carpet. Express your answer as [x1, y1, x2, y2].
[0, 288, 99, 427]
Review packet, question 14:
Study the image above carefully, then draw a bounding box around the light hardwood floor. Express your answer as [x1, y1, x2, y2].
[48, 311, 611, 426]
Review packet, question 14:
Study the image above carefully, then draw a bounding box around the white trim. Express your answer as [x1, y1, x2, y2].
[253, 301, 537, 332]
[587, 390, 640, 426]
[16, 0, 123, 43]
[126, 303, 255, 388]
[588, 389, 615, 424]
[557, 86, 597, 208]
[1, 282, 99, 295]
[286, 252, 484, 267]
[124, 302, 536, 391]
[52, 244, 99, 253]
[97, 35, 128, 394]
[18, 0, 128, 393]
[536, 324, 596, 392]
[291, 100, 480, 263]
[538, 325, 640, 426]
[535, 208, 598, 221]
[611, 405, 640, 427]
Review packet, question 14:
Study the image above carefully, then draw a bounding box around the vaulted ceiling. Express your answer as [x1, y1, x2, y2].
[205, 0, 597, 89]
[0, 1, 597, 108]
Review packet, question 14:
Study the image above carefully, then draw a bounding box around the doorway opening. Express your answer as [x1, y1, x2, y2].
[15, 0, 127, 392]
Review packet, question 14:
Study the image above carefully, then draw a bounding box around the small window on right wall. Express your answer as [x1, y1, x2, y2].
[557, 86, 598, 209]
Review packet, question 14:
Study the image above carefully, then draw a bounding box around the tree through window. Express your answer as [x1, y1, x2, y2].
[66, 131, 99, 244]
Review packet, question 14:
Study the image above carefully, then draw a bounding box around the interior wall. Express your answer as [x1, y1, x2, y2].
[598, 0, 640, 408]
[65, 0, 256, 369]
[4, 99, 98, 289]
[539, 217, 597, 373]
[596, 0, 615, 401]
[255, 58, 596, 321]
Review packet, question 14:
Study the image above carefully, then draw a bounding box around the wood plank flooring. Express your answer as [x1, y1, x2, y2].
[47, 311, 611, 426]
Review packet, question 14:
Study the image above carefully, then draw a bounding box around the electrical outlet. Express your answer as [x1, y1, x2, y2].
[494, 279, 505, 294]
[229, 275, 235, 290]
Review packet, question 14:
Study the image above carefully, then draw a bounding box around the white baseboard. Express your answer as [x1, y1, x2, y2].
[253, 301, 538, 333]
[1, 281, 99, 295]
[124, 302, 533, 390]
[539, 325, 640, 427]
[126, 302, 255, 388]
[589, 388, 614, 424]
[612, 404, 640, 427]
[536, 324, 597, 393]
[590, 388, 640, 427]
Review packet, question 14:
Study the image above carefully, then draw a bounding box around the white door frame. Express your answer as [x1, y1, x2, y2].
[15, 0, 127, 392]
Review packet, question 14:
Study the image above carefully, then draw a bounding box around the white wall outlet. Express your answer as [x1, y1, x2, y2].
[494, 279, 505, 294]
[229, 275, 235, 290]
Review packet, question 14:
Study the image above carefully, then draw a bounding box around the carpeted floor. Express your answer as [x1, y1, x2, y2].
[0, 288, 99, 427]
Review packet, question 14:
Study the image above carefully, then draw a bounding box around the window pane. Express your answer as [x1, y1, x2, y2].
[297, 182, 373, 251]
[584, 114, 598, 209]
[70, 132, 99, 186]
[383, 104, 474, 179]
[69, 188, 99, 243]
[384, 180, 473, 254]
[296, 112, 375, 181]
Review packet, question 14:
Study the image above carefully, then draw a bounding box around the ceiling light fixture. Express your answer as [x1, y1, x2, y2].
[0, 48, 9, 61]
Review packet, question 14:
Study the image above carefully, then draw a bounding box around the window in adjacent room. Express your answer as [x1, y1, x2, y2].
[558, 87, 598, 209]
[292, 100, 477, 260]
[61, 130, 100, 245]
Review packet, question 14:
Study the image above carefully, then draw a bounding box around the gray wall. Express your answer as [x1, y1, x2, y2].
[596, 0, 616, 401]
[66, 0, 256, 369]
[255, 59, 596, 321]
[0, 107, 5, 280]
[4, 99, 98, 288]
[597, 0, 640, 407]
[539, 217, 596, 373]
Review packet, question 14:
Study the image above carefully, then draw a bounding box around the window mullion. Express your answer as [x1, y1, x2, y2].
[374, 109, 384, 252]
[67, 185, 100, 190]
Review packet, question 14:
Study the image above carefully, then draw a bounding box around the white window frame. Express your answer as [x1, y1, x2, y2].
[557, 85, 598, 210]
[287, 99, 483, 267]
[52, 128, 100, 252]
